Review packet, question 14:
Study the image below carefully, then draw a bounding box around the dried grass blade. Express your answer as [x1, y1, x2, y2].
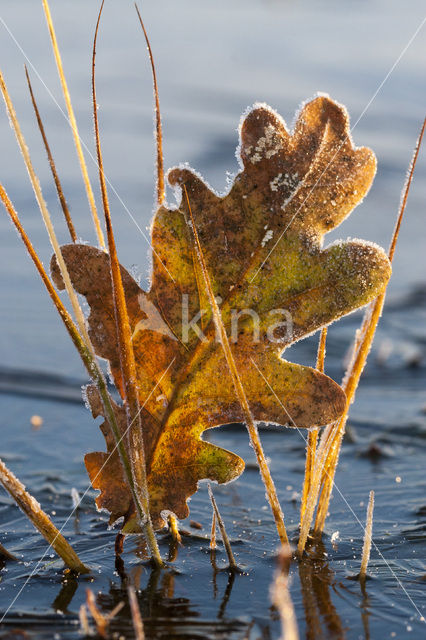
[183, 185, 289, 545]
[41, 0, 105, 249]
[0, 186, 145, 570]
[359, 490, 374, 581]
[0, 456, 88, 573]
[92, 3, 161, 566]
[24, 66, 77, 242]
[135, 4, 165, 205]
[0, 69, 91, 351]
[314, 115, 426, 535]
[300, 328, 327, 520]
[210, 511, 217, 551]
[208, 485, 238, 571]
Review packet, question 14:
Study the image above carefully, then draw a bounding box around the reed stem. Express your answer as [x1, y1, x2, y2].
[359, 490, 374, 581]
[313, 115, 426, 535]
[208, 485, 238, 571]
[0, 457, 88, 573]
[135, 4, 165, 206]
[300, 328, 327, 520]
[41, 0, 106, 249]
[24, 66, 77, 243]
[92, 3, 162, 567]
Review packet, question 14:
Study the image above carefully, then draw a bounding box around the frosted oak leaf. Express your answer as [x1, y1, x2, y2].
[51, 95, 391, 531]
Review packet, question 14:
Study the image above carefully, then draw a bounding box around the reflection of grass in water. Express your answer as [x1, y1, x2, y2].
[0, 0, 425, 635]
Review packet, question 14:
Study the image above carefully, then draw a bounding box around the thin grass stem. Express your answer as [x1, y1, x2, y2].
[0, 68, 92, 351]
[41, 0, 105, 249]
[183, 185, 289, 545]
[314, 115, 426, 535]
[24, 66, 77, 243]
[92, 3, 162, 567]
[0, 185, 153, 570]
[135, 4, 165, 206]
[359, 490, 374, 581]
[300, 328, 327, 520]
[208, 485, 238, 571]
[210, 511, 217, 551]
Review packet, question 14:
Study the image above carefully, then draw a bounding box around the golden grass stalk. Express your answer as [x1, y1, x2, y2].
[300, 328, 327, 520]
[297, 431, 333, 556]
[270, 545, 299, 640]
[208, 485, 238, 571]
[41, 0, 106, 249]
[359, 490, 374, 581]
[0, 456, 88, 573]
[313, 115, 426, 536]
[135, 4, 165, 206]
[0, 185, 153, 572]
[128, 586, 145, 640]
[0, 69, 92, 351]
[92, 3, 162, 567]
[210, 511, 217, 551]
[24, 66, 77, 243]
[183, 185, 289, 545]
[0, 73, 140, 514]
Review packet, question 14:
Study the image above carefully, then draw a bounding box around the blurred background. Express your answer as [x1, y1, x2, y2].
[0, 0, 425, 378]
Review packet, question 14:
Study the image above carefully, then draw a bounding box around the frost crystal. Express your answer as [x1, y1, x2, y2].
[261, 229, 274, 247]
[247, 124, 283, 164]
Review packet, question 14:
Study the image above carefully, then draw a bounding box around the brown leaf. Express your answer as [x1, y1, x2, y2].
[51, 96, 390, 530]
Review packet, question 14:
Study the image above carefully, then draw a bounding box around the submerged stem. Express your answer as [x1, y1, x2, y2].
[0, 457, 88, 573]
[208, 485, 238, 571]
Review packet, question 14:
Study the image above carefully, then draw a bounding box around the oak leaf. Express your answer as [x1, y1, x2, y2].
[51, 95, 391, 531]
